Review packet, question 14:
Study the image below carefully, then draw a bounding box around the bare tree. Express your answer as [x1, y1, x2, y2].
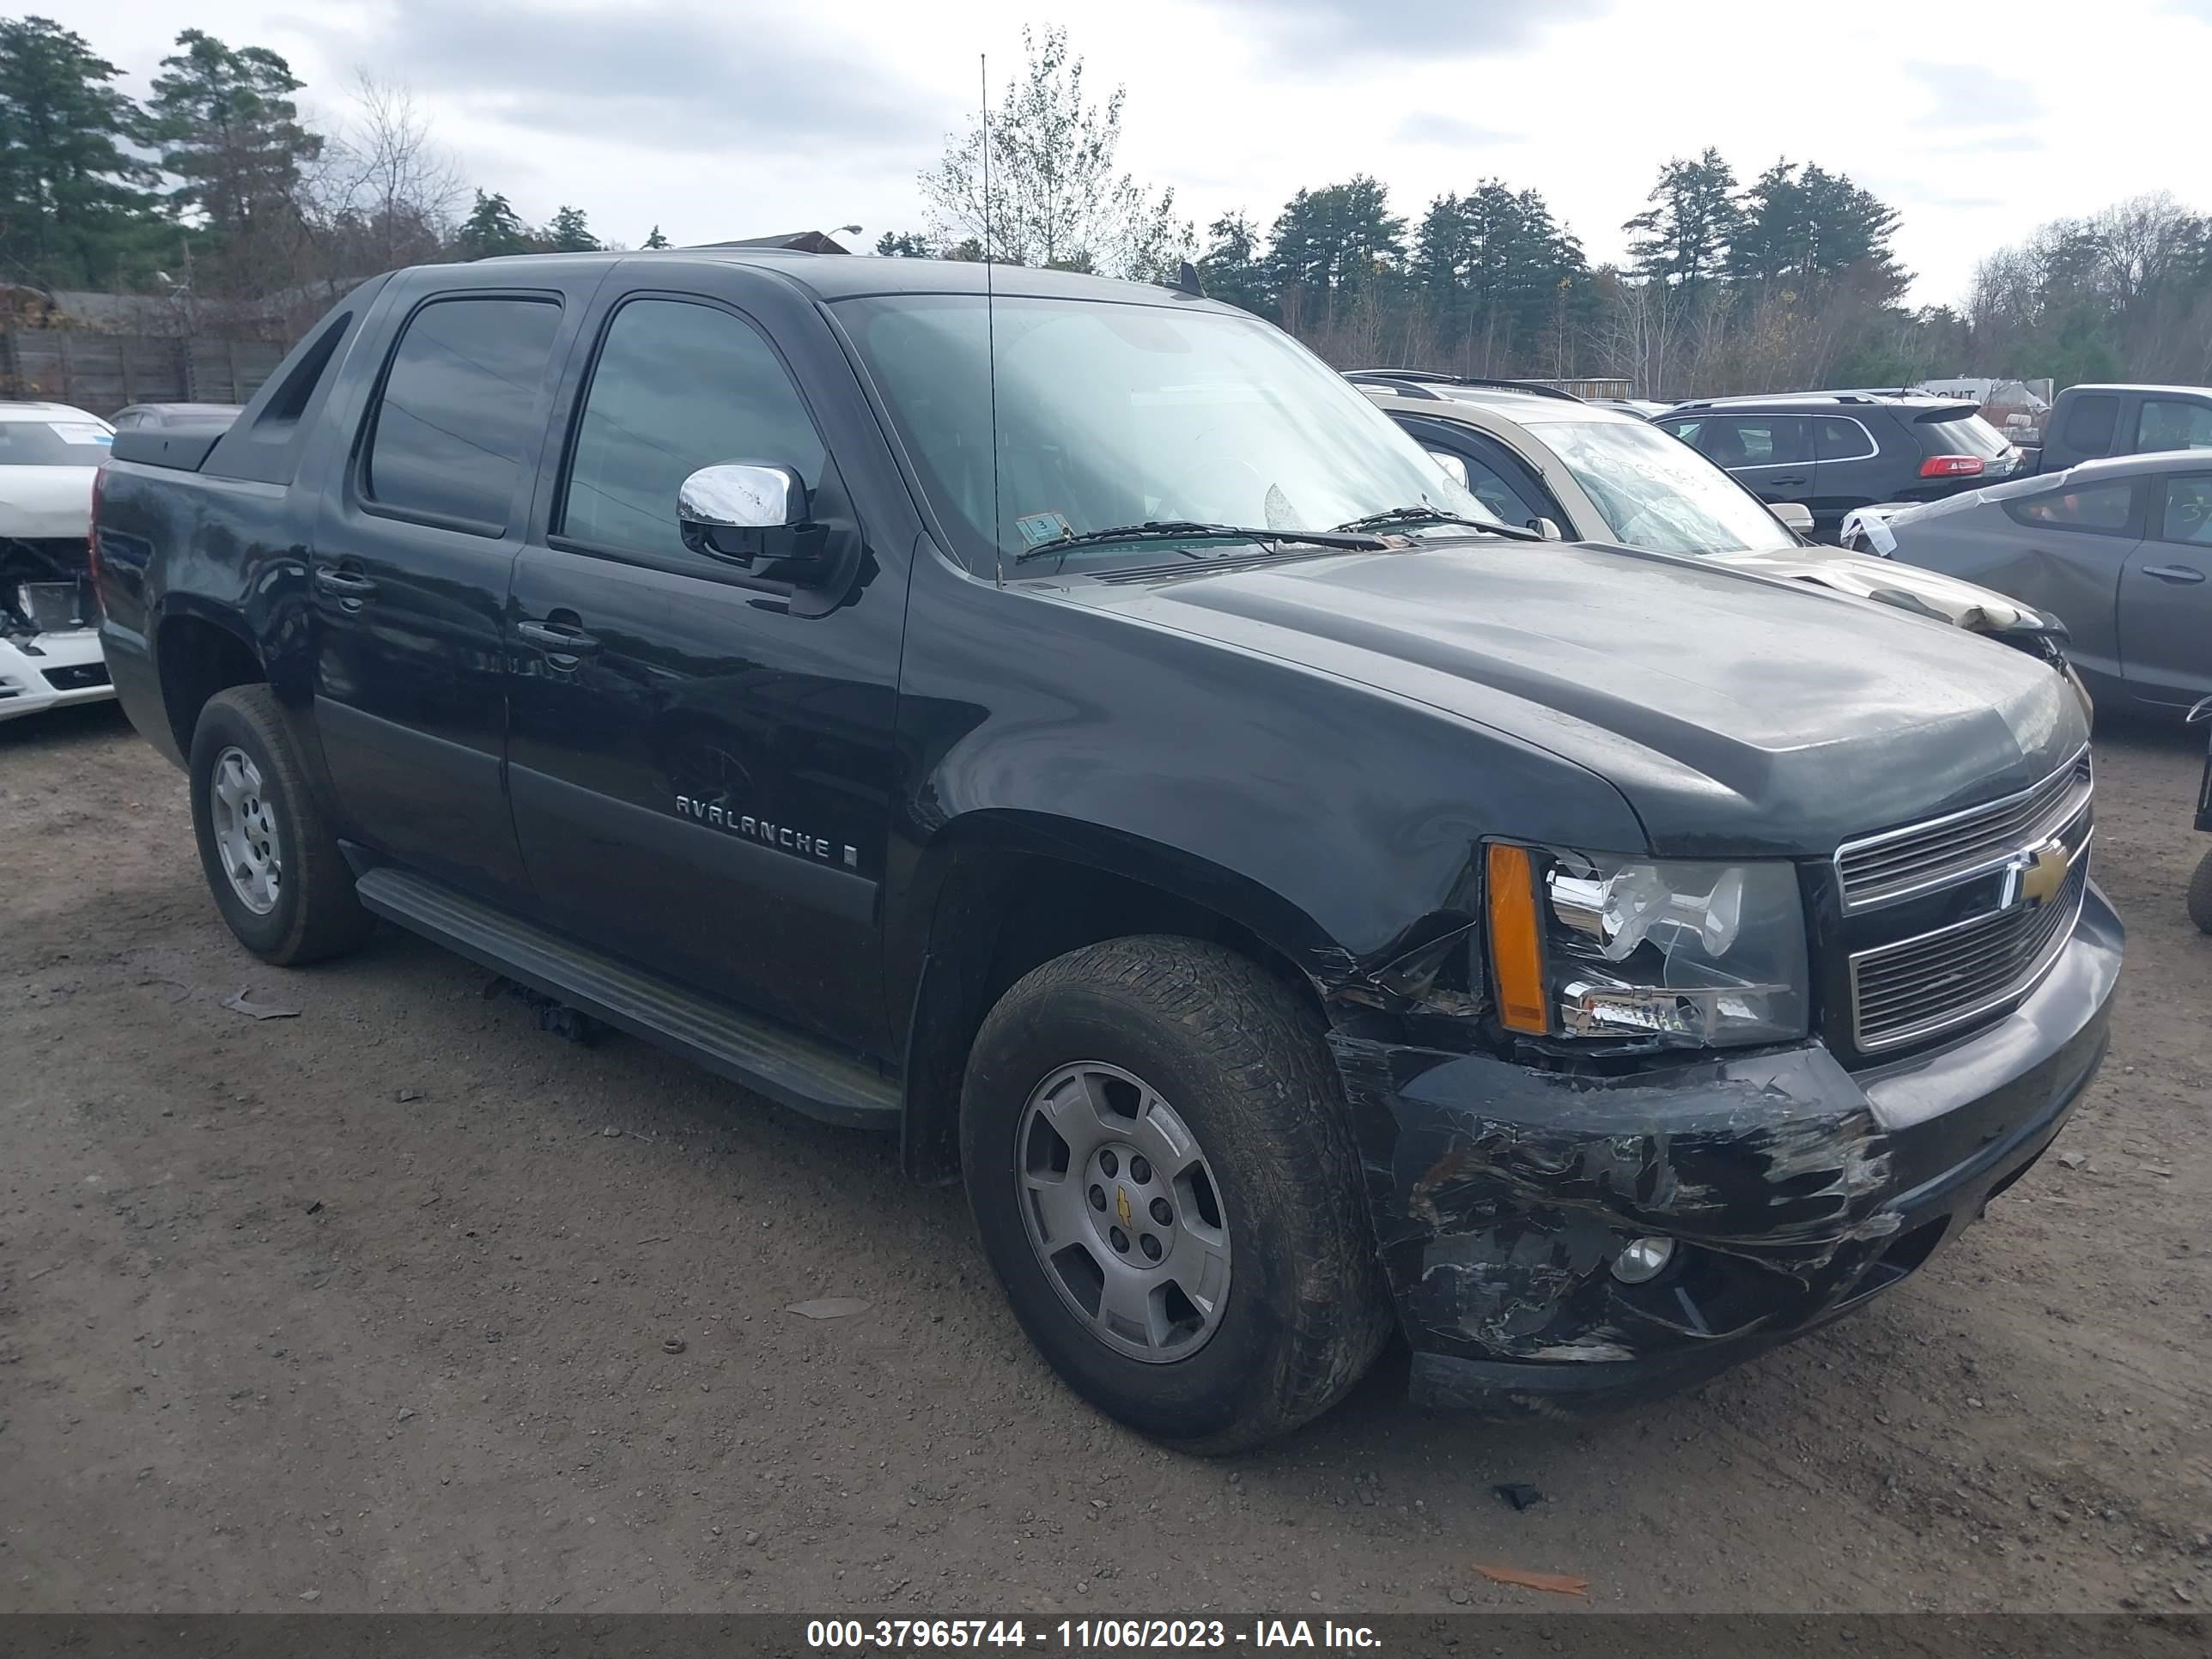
[920, 25, 1190, 279]
[301, 73, 463, 291]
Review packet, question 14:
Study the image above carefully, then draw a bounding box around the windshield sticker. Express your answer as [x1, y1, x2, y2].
[50, 422, 112, 446]
[1015, 510, 1073, 548]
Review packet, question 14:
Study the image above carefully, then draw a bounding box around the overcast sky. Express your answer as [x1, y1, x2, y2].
[84, 0, 2212, 303]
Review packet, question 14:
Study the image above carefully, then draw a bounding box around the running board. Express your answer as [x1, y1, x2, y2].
[353, 866, 901, 1131]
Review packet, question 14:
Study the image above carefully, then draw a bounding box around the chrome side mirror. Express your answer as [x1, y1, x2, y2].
[680, 462, 806, 532]
[1772, 502, 1816, 534]
[1424, 448, 1470, 489]
[1533, 517, 1564, 542]
[678, 462, 819, 571]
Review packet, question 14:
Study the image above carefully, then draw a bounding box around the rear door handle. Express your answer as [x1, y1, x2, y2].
[313, 567, 379, 600]
[2142, 563, 2206, 584]
[1766, 475, 1808, 487]
[516, 617, 601, 658]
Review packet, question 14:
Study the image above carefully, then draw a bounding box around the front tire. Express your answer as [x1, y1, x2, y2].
[189, 684, 374, 964]
[961, 936, 1392, 1453]
[2189, 848, 2212, 934]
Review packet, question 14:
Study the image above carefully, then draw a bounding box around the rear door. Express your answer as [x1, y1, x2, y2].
[1686, 416, 1814, 507]
[1807, 414, 1885, 526]
[2117, 471, 2212, 706]
[501, 264, 907, 1052]
[308, 279, 590, 896]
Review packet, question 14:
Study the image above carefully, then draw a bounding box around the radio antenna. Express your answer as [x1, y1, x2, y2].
[982, 52, 1004, 589]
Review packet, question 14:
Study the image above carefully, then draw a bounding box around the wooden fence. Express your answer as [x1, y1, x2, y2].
[0, 331, 289, 416]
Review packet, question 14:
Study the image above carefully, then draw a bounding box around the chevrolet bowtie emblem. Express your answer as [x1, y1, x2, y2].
[2006, 838, 2071, 909]
[1115, 1187, 1133, 1229]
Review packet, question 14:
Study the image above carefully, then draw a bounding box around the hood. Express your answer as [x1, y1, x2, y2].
[0, 465, 98, 539]
[1053, 541, 2086, 858]
[1704, 544, 2053, 633]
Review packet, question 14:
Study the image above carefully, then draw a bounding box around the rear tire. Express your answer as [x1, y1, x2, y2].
[961, 935, 1392, 1453]
[2189, 848, 2212, 935]
[189, 684, 374, 964]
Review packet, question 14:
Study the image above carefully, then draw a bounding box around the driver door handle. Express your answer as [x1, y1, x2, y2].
[516, 617, 601, 657]
[313, 566, 379, 600]
[2142, 563, 2206, 584]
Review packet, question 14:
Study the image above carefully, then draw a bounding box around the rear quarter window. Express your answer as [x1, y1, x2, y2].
[2059, 394, 2121, 457]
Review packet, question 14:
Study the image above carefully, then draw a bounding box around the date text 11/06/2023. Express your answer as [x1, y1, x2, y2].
[805, 1620, 1385, 1650]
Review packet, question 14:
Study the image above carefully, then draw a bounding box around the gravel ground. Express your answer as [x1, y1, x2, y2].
[3, 702, 2208, 1614]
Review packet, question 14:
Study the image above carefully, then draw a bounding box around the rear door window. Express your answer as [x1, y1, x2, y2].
[1698, 416, 1809, 469]
[2059, 393, 2121, 458]
[2000, 478, 2137, 534]
[2136, 398, 2212, 454]
[364, 296, 563, 531]
[1811, 417, 1875, 460]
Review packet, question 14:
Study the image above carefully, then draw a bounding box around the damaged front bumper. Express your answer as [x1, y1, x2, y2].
[1333, 884, 2123, 1416]
[0, 628, 114, 722]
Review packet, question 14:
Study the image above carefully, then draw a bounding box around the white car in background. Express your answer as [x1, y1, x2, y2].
[1, 401, 113, 722]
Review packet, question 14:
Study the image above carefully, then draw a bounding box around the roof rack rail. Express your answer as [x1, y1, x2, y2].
[1344, 368, 1586, 404]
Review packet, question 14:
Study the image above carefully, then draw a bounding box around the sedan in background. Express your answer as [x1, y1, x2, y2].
[1, 401, 114, 721]
[1848, 450, 2210, 714]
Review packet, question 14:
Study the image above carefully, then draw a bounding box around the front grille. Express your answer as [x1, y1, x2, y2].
[1835, 749, 2091, 911]
[1850, 848, 2088, 1052]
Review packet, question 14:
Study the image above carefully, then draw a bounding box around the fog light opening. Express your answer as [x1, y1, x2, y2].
[1611, 1235, 1676, 1285]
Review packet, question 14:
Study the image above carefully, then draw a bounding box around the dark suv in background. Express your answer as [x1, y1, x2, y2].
[1657, 392, 2021, 539]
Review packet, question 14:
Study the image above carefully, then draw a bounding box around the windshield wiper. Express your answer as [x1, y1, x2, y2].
[1011, 520, 1389, 564]
[1333, 506, 1547, 542]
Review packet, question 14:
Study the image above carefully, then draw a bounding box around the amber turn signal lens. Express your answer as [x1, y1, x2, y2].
[1486, 842, 1547, 1035]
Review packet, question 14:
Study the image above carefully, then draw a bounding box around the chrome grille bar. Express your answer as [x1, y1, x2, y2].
[1835, 749, 2092, 913]
[1848, 844, 2089, 1053]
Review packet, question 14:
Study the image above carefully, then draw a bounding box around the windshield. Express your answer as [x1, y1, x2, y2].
[837, 294, 1493, 568]
[1535, 418, 1799, 555]
[0, 418, 112, 465]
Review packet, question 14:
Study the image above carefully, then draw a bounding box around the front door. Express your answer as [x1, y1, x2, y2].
[502, 282, 905, 1052]
[2118, 471, 2212, 707]
[308, 287, 574, 896]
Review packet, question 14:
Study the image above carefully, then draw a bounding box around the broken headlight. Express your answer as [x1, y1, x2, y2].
[1488, 844, 1808, 1048]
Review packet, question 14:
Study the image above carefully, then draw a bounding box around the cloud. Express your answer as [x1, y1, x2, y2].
[1395, 111, 1518, 149]
[291, 0, 939, 157]
[1903, 62, 2044, 131]
[1202, 0, 1607, 68]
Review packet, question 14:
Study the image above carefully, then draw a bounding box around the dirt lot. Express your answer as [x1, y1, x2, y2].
[3, 703, 2208, 1615]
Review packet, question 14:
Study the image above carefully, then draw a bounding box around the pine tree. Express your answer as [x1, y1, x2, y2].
[0, 16, 162, 288]
[456, 190, 531, 259]
[641, 224, 670, 249]
[145, 29, 323, 295]
[1624, 148, 1741, 289]
[542, 204, 598, 252]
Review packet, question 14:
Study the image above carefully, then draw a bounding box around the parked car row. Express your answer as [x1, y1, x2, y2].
[1348, 370, 2078, 690]
[90, 249, 2119, 1450]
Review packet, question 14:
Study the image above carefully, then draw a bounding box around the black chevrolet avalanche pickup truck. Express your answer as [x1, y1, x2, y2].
[92, 251, 2121, 1450]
